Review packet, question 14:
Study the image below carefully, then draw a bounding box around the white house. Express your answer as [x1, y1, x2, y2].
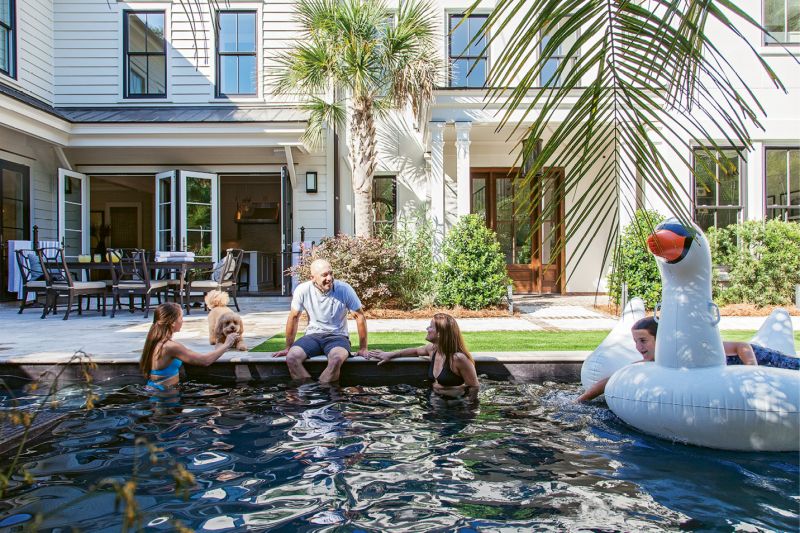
[0, 0, 797, 300]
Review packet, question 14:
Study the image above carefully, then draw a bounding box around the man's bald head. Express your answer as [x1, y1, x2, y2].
[310, 259, 334, 292]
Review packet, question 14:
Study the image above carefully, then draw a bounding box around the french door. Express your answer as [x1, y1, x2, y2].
[1, 161, 30, 301]
[58, 169, 89, 259]
[471, 167, 564, 293]
[155, 170, 219, 261]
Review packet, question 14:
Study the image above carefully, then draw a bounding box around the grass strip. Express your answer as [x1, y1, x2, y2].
[251, 330, 787, 353]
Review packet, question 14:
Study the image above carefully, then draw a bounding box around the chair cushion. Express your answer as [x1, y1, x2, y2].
[53, 281, 106, 290]
[116, 280, 169, 290]
[26, 280, 47, 288]
[191, 280, 234, 289]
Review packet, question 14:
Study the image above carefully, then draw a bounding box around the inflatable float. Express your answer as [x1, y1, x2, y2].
[580, 297, 645, 390]
[604, 219, 800, 451]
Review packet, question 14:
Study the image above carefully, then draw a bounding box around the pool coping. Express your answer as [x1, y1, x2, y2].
[0, 351, 590, 385]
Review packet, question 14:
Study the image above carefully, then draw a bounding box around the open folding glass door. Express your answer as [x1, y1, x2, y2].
[179, 170, 219, 262]
[58, 169, 89, 259]
[155, 171, 177, 252]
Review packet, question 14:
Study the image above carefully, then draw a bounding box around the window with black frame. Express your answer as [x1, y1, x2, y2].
[540, 18, 580, 87]
[766, 147, 800, 221]
[449, 14, 487, 88]
[0, 0, 15, 77]
[693, 148, 744, 230]
[764, 0, 800, 45]
[217, 11, 257, 97]
[372, 176, 396, 232]
[124, 11, 166, 98]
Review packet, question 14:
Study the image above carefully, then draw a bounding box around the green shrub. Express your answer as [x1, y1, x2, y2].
[293, 234, 399, 308]
[386, 214, 437, 309]
[608, 209, 665, 308]
[708, 219, 800, 306]
[435, 214, 510, 309]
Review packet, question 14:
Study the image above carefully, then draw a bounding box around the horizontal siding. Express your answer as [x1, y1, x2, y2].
[52, 0, 306, 106]
[53, 0, 120, 105]
[14, 0, 55, 104]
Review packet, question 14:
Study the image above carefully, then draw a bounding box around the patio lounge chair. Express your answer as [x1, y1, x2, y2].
[37, 247, 107, 320]
[184, 248, 244, 314]
[108, 248, 169, 319]
[14, 249, 47, 314]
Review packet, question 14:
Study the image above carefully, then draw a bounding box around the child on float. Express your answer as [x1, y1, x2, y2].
[577, 316, 798, 402]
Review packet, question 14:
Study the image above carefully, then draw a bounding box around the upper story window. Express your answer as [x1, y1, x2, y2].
[217, 11, 257, 97]
[693, 148, 744, 230]
[0, 0, 15, 78]
[764, 0, 800, 44]
[124, 11, 166, 98]
[372, 175, 397, 233]
[448, 14, 487, 88]
[766, 147, 800, 221]
[540, 19, 580, 87]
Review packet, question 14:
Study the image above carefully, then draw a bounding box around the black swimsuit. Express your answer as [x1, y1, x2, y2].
[428, 351, 465, 387]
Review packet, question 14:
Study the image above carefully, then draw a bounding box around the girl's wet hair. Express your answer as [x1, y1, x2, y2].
[432, 313, 474, 367]
[140, 302, 182, 376]
[632, 316, 658, 337]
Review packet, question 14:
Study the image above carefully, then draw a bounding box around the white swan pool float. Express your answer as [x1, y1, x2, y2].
[604, 219, 799, 451]
[580, 297, 645, 389]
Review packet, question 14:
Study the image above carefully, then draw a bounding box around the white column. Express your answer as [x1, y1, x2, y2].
[617, 134, 638, 230]
[429, 122, 446, 260]
[746, 142, 764, 221]
[455, 122, 472, 217]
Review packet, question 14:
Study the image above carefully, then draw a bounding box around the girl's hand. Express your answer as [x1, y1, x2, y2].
[366, 350, 392, 365]
[223, 334, 240, 349]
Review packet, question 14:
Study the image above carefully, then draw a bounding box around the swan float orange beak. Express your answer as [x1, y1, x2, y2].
[647, 222, 694, 264]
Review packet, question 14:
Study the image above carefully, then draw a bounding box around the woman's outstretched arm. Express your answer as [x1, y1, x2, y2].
[169, 334, 240, 366]
[367, 344, 432, 365]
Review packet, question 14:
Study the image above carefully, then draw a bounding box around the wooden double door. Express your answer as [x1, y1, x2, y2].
[471, 167, 564, 293]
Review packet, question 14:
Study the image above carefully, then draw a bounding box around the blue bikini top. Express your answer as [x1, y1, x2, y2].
[150, 358, 183, 378]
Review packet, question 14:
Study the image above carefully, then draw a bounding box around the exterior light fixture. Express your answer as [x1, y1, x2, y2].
[306, 171, 318, 193]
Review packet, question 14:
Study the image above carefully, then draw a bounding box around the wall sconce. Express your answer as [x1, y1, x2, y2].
[305, 171, 318, 193]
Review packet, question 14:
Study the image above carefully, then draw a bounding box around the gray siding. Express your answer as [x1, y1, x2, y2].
[7, 0, 55, 104]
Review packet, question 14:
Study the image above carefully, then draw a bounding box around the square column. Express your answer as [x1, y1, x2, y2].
[429, 122, 446, 260]
[455, 122, 472, 217]
[746, 142, 764, 221]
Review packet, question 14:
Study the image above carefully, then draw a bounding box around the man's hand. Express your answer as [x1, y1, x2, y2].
[273, 348, 290, 358]
[356, 347, 369, 359]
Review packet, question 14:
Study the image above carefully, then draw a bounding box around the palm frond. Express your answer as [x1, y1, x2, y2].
[471, 0, 789, 286]
[300, 96, 347, 149]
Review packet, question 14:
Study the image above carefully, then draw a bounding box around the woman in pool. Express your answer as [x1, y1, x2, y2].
[140, 302, 240, 390]
[577, 316, 799, 402]
[367, 313, 480, 395]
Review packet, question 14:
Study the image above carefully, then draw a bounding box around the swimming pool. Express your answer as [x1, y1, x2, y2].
[0, 379, 797, 531]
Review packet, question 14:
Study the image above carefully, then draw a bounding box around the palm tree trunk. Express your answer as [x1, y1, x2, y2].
[349, 97, 377, 237]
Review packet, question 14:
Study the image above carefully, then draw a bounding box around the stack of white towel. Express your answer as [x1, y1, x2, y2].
[154, 251, 196, 263]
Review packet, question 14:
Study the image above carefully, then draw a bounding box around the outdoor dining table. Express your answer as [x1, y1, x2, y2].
[62, 260, 215, 311]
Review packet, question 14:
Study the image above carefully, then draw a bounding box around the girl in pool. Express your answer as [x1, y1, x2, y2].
[141, 302, 241, 390]
[577, 316, 799, 402]
[367, 313, 480, 395]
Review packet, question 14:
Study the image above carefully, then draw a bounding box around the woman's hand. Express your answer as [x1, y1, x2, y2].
[366, 350, 393, 365]
[222, 334, 240, 350]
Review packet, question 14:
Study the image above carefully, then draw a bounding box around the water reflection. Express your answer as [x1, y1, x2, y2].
[0, 380, 796, 531]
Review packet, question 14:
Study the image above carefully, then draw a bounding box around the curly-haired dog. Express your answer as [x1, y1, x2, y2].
[205, 290, 247, 351]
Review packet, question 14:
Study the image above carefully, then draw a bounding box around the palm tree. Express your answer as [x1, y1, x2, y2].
[471, 0, 794, 285]
[275, 0, 442, 237]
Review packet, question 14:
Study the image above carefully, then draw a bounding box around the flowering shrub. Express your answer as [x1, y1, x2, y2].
[292, 234, 399, 308]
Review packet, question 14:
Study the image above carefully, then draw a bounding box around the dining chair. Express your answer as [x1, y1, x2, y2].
[37, 247, 107, 320]
[108, 248, 169, 318]
[184, 248, 244, 314]
[14, 249, 47, 314]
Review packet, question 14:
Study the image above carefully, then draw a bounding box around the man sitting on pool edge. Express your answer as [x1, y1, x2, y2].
[273, 259, 368, 382]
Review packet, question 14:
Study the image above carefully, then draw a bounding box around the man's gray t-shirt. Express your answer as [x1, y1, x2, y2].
[291, 280, 362, 337]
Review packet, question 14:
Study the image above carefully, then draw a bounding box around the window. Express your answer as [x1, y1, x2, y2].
[693, 148, 744, 230]
[764, 0, 800, 44]
[217, 11, 257, 97]
[540, 19, 580, 87]
[449, 14, 487, 88]
[0, 0, 15, 77]
[124, 11, 166, 98]
[372, 176, 396, 232]
[766, 148, 800, 221]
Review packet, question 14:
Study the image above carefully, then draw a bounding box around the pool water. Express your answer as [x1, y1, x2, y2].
[0, 379, 797, 532]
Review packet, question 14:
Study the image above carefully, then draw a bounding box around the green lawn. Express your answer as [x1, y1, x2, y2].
[251, 330, 790, 353]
